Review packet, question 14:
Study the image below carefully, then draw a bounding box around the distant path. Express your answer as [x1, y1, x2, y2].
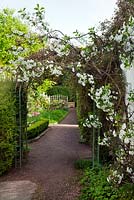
[0, 108, 91, 200]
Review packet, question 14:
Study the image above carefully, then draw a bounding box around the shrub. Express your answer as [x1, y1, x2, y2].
[0, 80, 17, 175]
[74, 159, 92, 170]
[47, 85, 70, 96]
[79, 166, 134, 200]
[27, 119, 49, 140]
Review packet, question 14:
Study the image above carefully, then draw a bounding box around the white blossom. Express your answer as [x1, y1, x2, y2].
[127, 167, 133, 174]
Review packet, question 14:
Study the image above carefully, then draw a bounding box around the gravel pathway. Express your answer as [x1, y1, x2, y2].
[0, 108, 91, 200]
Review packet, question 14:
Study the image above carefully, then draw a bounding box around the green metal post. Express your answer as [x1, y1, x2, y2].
[19, 84, 22, 168]
[97, 128, 100, 165]
[92, 102, 95, 168]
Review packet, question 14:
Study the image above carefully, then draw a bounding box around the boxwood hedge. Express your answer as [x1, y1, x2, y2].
[27, 119, 49, 140]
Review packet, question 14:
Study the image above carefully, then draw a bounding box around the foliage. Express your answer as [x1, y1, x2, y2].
[74, 159, 92, 170]
[83, 112, 102, 129]
[128, 90, 134, 101]
[36, 79, 55, 94]
[60, 70, 77, 102]
[100, 121, 134, 185]
[47, 76, 76, 102]
[47, 85, 69, 96]
[28, 79, 55, 113]
[76, 86, 93, 143]
[0, 8, 27, 65]
[27, 119, 49, 140]
[0, 7, 44, 83]
[79, 166, 134, 200]
[0, 8, 43, 67]
[49, 98, 68, 110]
[0, 80, 16, 175]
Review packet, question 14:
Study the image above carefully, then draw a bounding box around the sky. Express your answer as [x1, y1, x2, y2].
[0, 0, 117, 35]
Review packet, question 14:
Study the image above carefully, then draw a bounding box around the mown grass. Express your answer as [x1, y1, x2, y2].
[28, 109, 69, 125]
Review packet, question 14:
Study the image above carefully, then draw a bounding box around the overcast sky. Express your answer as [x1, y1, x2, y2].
[0, 0, 117, 35]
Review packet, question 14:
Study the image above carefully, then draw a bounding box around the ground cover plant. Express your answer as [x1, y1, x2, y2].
[79, 165, 134, 200]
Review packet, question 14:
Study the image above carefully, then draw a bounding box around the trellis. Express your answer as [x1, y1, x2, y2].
[14, 83, 28, 168]
[92, 102, 100, 167]
[42, 94, 68, 103]
[2, 0, 133, 171]
[15, 92, 68, 167]
[49, 95, 68, 107]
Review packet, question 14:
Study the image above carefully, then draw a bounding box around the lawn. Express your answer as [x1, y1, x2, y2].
[28, 109, 69, 126]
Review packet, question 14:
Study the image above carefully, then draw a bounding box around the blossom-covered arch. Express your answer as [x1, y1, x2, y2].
[0, 0, 134, 184]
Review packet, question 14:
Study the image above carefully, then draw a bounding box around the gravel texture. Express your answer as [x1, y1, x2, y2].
[0, 181, 37, 200]
[0, 108, 91, 200]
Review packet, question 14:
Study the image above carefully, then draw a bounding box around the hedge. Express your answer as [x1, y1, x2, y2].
[27, 119, 49, 140]
[0, 80, 16, 175]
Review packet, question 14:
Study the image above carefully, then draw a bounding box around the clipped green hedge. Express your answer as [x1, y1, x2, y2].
[0, 80, 16, 175]
[27, 119, 49, 140]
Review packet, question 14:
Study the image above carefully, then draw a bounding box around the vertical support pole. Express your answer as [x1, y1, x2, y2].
[92, 102, 95, 168]
[25, 125, 28, 155]
[96, 108, 100, 166]
[19, 84, 22, 168]
[14, 86, 17, 168]
[49, 95, 50, 123]
[67, 96, 68, 109]
[25, 86, 28, 156]
[97, 128, 100, 165]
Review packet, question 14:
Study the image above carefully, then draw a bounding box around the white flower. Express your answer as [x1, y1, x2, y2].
[129, 150, 134, 155]
[114, 34, 122, 43]
[109, 116, 114, 122]
[17, 46, 24, 52]
[127, 167, 133, 174]
[72, 67, 75, 72]
[113, 130, 117, 137]
[124, 137, 130, 144]
[118, 174, 124, 184]
[76, 72, 81, 77]
[119, 129, 126, 140]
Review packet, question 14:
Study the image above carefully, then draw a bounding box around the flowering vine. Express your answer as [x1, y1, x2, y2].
[0, 3, 134, 186]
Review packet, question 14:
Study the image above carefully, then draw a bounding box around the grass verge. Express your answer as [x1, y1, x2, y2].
[28, 109, 69, 125]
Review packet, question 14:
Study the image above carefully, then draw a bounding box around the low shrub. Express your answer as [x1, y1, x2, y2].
[79, 166, 134, 200]
[74, 159, 92, 170]
[27, 119, 49, 140]
[0, 141, 16, 175]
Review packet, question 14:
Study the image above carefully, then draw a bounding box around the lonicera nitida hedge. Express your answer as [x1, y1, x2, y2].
[0, 79, 49, 175]
[0, 80, 17, 175]
[27, 119, 49, 140]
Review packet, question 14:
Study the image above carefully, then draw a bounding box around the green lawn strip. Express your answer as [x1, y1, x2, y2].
[28, 109, 69, 125]
[27, 109, 69, 140]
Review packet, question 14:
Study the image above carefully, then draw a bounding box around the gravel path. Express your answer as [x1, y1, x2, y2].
[0, 108, 91, 200]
